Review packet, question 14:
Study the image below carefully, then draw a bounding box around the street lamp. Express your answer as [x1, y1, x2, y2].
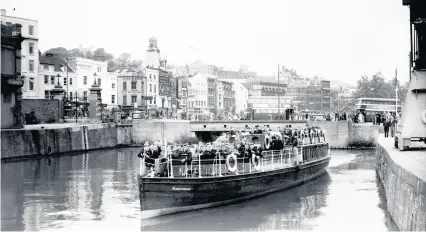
[93, 73, 98, 86]
[56, 73, 62, 88]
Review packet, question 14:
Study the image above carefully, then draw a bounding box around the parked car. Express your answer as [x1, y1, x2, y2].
[132, 111, 143, 119]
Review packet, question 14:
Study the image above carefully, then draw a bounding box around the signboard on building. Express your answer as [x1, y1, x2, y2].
[177, 78, 182, 99]
[159, 70, 170, 96]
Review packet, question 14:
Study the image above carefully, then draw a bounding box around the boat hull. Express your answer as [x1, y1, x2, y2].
[138, 155, 330, 219]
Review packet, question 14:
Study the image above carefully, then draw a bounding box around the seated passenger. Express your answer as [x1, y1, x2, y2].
[269, 136, 278, 150]
[253, 145, 264, 158]
[276, 137, 284, 150]
[180, 144, 193, 164]
[137, 141, 150, 158]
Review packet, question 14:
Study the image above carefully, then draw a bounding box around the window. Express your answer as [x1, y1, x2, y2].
[131, 81, 137, 90]
[29, 78, 34, 90]
[83, 91, 87, 101]
[131, 95, 137, 103]
[84, 76, 87, 85]
[123, 96, 127, 105]
[43, 65, 48, 70]
[29, 60, 34, 72]
[111, 95, 115, 104]
[149, 74, 152, 79]
[149, 84, 152, 93]
[29, 25, 34, 35]
[70, 78, 73, 85]
[150, 100, 152, 104]
[112, 83, 115, 89]
[141, 82, 144, 92]
[64, 77, 67, 85]
[154, 84, 156, 94]
[51, 76, 55, 84]
[154, 75, 156, 80]
[98, 78, 101, 86]
[44, 91, 50, 100]
[44, 75, 48, 84]
[29, 43, 34, 55]
[97, 67, 101, 72]
[123, 81, 127, 91]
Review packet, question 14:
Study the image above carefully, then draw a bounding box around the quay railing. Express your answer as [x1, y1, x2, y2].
[139, 143, 329, 178]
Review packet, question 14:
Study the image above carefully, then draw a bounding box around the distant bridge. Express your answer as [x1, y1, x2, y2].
[189, 120, 308, 132]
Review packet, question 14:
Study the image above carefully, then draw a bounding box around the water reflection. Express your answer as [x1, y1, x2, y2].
[1, 149, 397, 231]
[1, 148, 141, 231]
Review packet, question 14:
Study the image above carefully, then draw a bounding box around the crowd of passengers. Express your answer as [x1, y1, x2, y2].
[138, 124, 326, 176]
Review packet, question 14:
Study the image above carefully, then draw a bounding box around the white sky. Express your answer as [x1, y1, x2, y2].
[2, 0, 410, 85]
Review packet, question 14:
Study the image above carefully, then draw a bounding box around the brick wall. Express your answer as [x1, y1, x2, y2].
[22, 99, 63, 123]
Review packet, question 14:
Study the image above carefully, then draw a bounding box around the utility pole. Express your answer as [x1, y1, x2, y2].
[278, 64, 280, 116]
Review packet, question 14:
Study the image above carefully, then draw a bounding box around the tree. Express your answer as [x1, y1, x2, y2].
[93, 48, 114, 61]
[44, 47, 68, 59]
[68, 48, 85, 58]
[354, 72, 409, 103]
[354, 72, 391, 98]
[117, 53, 131, 66]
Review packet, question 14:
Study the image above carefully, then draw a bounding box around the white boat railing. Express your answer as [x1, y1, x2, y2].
[139, 143, 329, 178]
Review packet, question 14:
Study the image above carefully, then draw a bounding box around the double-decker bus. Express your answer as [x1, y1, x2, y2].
[245, 96, 295, 120]
[356, 97, 401, 122]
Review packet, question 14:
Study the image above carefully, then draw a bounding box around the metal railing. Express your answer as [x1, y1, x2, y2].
[139, 143, 329, 178]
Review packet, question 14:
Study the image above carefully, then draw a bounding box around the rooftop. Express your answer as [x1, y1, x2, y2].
[40, 54, 75, 73]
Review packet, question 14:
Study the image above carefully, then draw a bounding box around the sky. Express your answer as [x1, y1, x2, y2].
[2, 0, 411, 85]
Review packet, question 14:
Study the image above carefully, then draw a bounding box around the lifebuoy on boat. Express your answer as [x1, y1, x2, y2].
[264, 135, 271, 150]
[421, 110, 426, 124]
[226, 153, 238, 173]
[252, 154, 261, 171]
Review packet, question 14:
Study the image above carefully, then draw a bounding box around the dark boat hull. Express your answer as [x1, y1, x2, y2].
[138, 155, 330, 219]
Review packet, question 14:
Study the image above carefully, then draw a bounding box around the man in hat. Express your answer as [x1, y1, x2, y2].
[181, 144, 193, 164]
[253, 125, 263, 134]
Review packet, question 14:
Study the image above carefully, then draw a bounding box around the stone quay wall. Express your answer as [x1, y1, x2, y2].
[130, 120, 195, 144]
[129, 119, 379, 147]
[1, 123, 133, 160]
[304, 120, 379, 148]
[22, 99, 63, 123]
[376, 139, 426, 231]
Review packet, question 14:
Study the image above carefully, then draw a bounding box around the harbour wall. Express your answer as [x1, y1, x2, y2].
[1, 123, 133, 160]
[130, 120, 380, 147]
[376, 137, 426, 231]
[130, 119, 194, 144]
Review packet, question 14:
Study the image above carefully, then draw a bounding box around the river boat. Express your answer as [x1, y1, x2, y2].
[137, 129, 330, 219]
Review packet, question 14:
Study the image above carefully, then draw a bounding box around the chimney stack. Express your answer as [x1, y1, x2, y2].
[1, 9, 6, 16]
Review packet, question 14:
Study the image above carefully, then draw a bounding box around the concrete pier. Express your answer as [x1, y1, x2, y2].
[376, 134, 426, 231]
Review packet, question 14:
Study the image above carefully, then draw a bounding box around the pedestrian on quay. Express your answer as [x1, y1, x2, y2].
[383, 115, 390, 138]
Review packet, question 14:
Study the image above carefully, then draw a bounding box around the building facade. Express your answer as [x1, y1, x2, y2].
[1, 9, 39, 99]
[67, 57, 108, 106]
[247, 76, 290, 116]
[187, 72, 209, 119]
[286, 76, 331, 112]
[1, 22, 26, 128]
[115, 67, 145, 114]
[145, 67, 159, 113]
[219, 80, 236, 118]
[39, 53, 77, 100]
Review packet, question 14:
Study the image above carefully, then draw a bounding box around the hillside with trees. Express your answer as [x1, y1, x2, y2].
[43, 47, 142, 70]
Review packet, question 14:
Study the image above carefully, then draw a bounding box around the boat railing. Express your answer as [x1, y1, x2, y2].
[139, 143, 329, 178]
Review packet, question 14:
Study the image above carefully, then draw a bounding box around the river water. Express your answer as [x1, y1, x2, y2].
[1, 148, 398, 231]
